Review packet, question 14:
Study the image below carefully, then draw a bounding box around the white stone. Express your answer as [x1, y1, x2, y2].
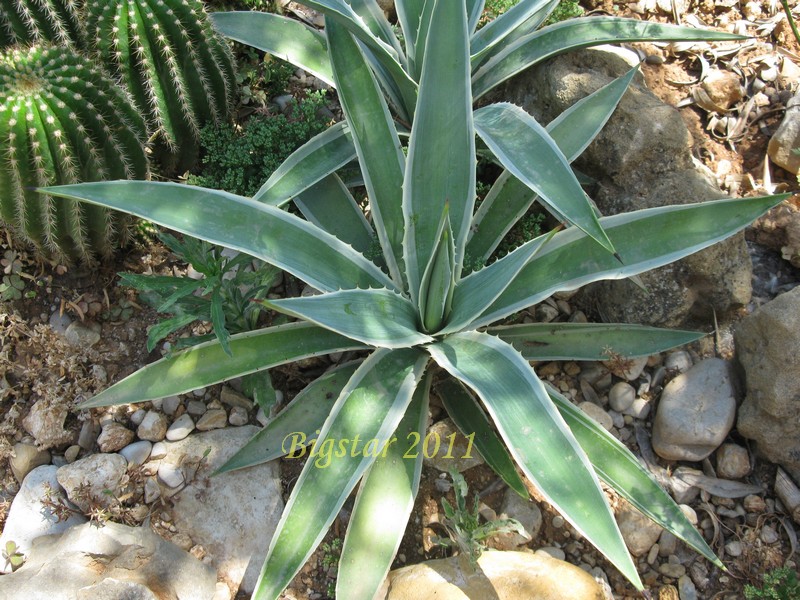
[10, 443, 51, 483]
[166, 413, 195, 441]
[119, 440, 152, 467]
[608, 382, 635, 412]
[56, 454, 128, 512]
[137, 411, 168, 442]
[664, 350, 692, 373]
[0, 466, 87, 574]
[578, 402, 614, 431]
[158, 462, 185, 489]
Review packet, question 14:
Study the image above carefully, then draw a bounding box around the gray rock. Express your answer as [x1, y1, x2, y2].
[186, 400, 207, 416]
[195, 408, 228, 431]
[652, 358, 737, 462]
[137, 411, 168, 442]
[56, 453, 128, 512]
[496, 48, 752, 327]
[220, 386, 254, 410]
[78, 420, 99, 450]
[422, 418, 484, 473]
[492, 488, 542, 549]
[768, 90, 800, 174]
[162, 395, 181, 416]
[228, 406, 249, 427]
[678, 575, 698, 600]
[535, 546, 566, 561]
[97, 422, 135, 453]
[119, 440, 153, 467]
[22, 399, 72, 449]
[10, 443, 51, 483]
[608, 382, 636, 412]
[715, 443, 751, 480]
[166, 413, 195, 441]
[130, 409, 147, 426]
[64, 321, 101, 347]
[158, 462, 186, 489]
[665, 350, 693, 373]
[163, 426, 283, 595]
[150, 441, 169, 459]
[0, 466, 86, 574]
[623, 397, 652, 420]
[77, 579, 156, 600]
[736, 286, 800, 480]
[143, 477, 161, 504]
[64, 445, 81, 463]
[616, 501, 663, 557]
[0, 522, 216, 600]
[48, 311, 72, 335]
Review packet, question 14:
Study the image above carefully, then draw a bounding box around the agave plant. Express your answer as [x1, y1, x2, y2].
[44, 2, 787, 599]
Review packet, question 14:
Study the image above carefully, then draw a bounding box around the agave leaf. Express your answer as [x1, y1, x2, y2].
[293, 174, 374, 255]
[418, 207, 455, 333]
[475, 194, 789, 327]
[436, 377, 528, 498]
[253, 122, 356, 207]
[300, 0, 418, 116]
[470, 0, 556, 59]
[428, 331, 642, 589]
[327, 20, 407, 287]
[466, 0, 485, 34]
[474, 102, 614, 255]
[410, 0, 435, 81]
[395, 0, 425, 55]
[472, 17, 746, 99]
[263, 289, 433, 348]
[545, 384, 720, 566]
[404, 0, 474, 302]
[209, 12, 333, 86]
[42, 181, 397, 294]
[441, 228, 554, 335]
[217, 361, 361, 474]
[348, 0, 405, 60]
[77, 323, 365, 408]
[253, 348, 428, 600]
[490, 322, 705, 361]
[337, 375, 429, 599]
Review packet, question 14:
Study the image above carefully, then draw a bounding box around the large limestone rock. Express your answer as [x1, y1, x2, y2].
[652, 358, 737, 462]
[736, 286, 800, 479]
[0, 521, 217, 600]
[495, 47, 752, 327]
[159, 426, 283, 597]
[379, 551, 607, 599]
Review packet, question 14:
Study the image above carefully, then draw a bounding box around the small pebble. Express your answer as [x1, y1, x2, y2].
[150, 441, 169, 460]
[608, 382, 636, 412]
[743, 495, 766, 513]
[130, 409, 147, 426]
[186, 400, 207, 416]
[624, 398, 651, 420]
[647, 543, 659, 565]
[725, 540, 743, 557]
[162, 395, 181, 416]
[220, 386, 255, 410]
[166, 413, 196, 441]
[760, 525, 779, 544]
[228, 406, 249, 427]
[64, 445, 81, 463]
[659, 563, 686, 579]
[664, 351, 692, 373]
[158, 462, 185, 488]
[552, 516, 565, 528]
[196, 409, 228, 431]
[97, 422, 135, 453]
[578, 402, 613, 431]
[137, 411, 168, 442]
[535, 546, 566, 560]
[144, 477, 161, 503]
[78, 421, 99, 450]
[120, 440, 153, 467]
[678, 575, 697, 600]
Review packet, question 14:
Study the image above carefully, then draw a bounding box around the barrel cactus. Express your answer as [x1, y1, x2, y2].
[0, 45, 149, 263]
[0, 0, 85, 50]
[86, 0, 236, 172]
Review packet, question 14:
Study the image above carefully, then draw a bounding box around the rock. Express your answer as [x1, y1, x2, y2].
[143, 477, 160, 504]
[495, 48, 753, 327]
[220, 386, 254, 410]
[63, 321, 101, 347]
[228, 406, 249, 426]
[736, 287, 800, 480]
[760, 524, 780, 544]
[0, 522, 216, 599]
[130, 409, 147, 426]
[652, 359, 737, 462]
[48, 311, 72, 335]
[422, 418, 484, 473]
[698, 69, 744, 112]
[617, 502, 663, 557]
[0, 466, 87, 574]
[608, 382, 636, 412]
[491, 488, 542, 549]
[166, 413, 195, 441]
[678, 575, 698, 600]
[64, 445, 81, 463]
[379, 551, 606, 599]
[150, 441, 168, 459]
[162, 395, 181, 416]
[10, 443, 51, 483]
[535, 546, 566, 561]
[96, 422, 135, 453]
[187, 400, 207, 416]
[78, 420, 99, 450]
[162, 426, 283, 595]
[136, 411, 168, 442]
[157, 462, 185, 489]
[22, 399, 72, 449]
[768, 90, 800, 174]
[606, 356, 648, 382]
[119, 440, 152, 467]
[715, 443, 751, 479]
[624, 398, 652, 420]
[664, 350, 692, 373]
[578, 402, 614, 431]
[56, 453, 128, 512]
[195, 408, 228, 431]
[659, 563, 686, 579]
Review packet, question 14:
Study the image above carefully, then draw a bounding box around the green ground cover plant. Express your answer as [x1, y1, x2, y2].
[44, 1, 789, 599]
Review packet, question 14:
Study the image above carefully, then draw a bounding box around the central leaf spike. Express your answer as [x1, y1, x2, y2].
[418, 203, 455, 333]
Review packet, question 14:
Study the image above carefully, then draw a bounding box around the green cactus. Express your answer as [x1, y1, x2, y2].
[0, 0, 86, 50]
[86, 0, 236, 172]
[0, 45, 149, 263]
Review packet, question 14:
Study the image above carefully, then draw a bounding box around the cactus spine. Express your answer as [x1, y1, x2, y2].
[0, 45, 149, 263]
[0, 0, 85, 50]
[86, 0, 236, 172]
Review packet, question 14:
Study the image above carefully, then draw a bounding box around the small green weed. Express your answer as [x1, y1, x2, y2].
[745, 567, 800, 600]
[434, 470, 526, 566]
[188, 92, 330, 198]
[2, 540, 24, 571]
